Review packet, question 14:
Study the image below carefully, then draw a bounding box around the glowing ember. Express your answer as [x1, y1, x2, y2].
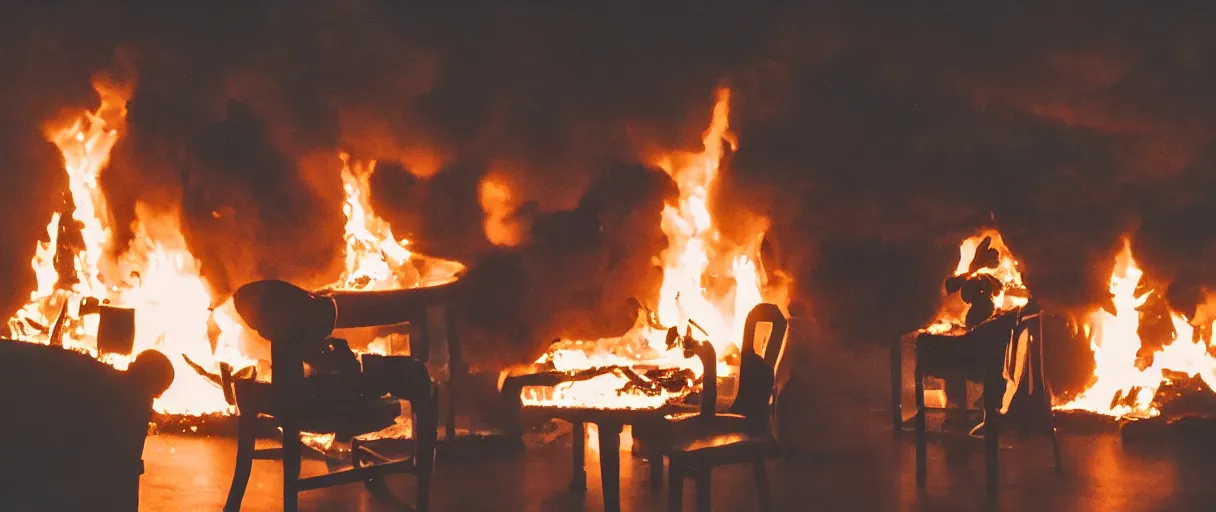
[522, 87, 788, 410]
[1057, 240, 1216, 418]
[922, 230, 1029, 335]
[327, 153, 465, 292]
[522, 372, 687, 411]
[5, 83, 249, 415]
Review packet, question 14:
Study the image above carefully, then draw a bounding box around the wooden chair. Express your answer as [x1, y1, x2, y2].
[634, 303, 789, 512]
[223, 280, 439, 512]
[900, 303, 1061, 495]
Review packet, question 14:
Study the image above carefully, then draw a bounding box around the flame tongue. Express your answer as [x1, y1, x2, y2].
[1057, 240, 1216, 418]
[922, 230, 1028, 335]
[328, 153, 465, 292]
[6, 85, 248, 416]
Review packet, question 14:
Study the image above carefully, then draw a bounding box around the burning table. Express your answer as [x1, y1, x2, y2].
[503, 324, 719, 512]
[503, 87, 782, 416]
[498, 88, 789, 511]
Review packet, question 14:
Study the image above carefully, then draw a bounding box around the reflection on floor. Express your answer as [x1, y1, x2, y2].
[139, 415, 1216, 511]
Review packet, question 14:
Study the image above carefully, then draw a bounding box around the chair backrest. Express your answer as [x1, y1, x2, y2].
[999, 303, 1054, 429]
[729, 303, 789, 423]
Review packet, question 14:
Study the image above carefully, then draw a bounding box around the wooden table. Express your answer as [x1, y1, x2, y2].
[523, 405, 678, 512]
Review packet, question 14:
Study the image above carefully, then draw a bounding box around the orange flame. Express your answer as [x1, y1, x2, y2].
[328, 154, 465, 291]
[523, 87, 788, 410]
[1057, 239, 1216, 418]
[922, 229, 1029, 335]
[6, 83, 252, 415]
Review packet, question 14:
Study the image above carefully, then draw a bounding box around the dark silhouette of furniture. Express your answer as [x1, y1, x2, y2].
[633, 303, 789, 512]
[223, 280, 440, 512]
[321, 278, 470, 448]
[528, 406, 680, 512]
[893, 303, 1061, 495]
[0, 341, 173, 512]
[500, 364, 695, 505]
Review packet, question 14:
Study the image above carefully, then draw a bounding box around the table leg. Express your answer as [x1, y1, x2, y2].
[890, 341, 903, 435]
[598, 422, 623, 512]
[914, 347, 927, 488]
[570, 421, 587, 491]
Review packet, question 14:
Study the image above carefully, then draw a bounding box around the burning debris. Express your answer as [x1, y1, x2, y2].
[4, 82, 247, 416]
[325, 153, 465, 293]
[506, 87, 790, 412]
[3, 80, 466, 423]
[1056, 239, 1216, 420]
[922, 231, 1029, 336]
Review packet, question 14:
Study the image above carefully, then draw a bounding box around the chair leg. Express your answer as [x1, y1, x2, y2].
[753, 461, 774, 512]
[223, 414, 256, 512]
[416, 392, 439, 512]
[444, 307, 464, 444]
[1048, 420, 1063, 471]
[1038, 369, 1063, 471]
[282, 424, 302, 512]
[890, 341, 903, 436]
[668, 464, 683, 512]
[416, 439, 435, 510]
[982, 376, 1001, 495]
[694, 468, 711, 512]
[648, 446, 664, 489]
[913, 347, 927, 488]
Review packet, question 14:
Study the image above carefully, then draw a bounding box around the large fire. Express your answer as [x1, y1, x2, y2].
[1057, 240, 1216, 418]
[520, 87, 788, 410]
[5, 84, 463, 417]
[4, 83, 247, 415]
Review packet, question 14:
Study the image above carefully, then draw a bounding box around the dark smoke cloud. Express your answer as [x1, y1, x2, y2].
[725, 5, 1216, 346]
[4, 3, 1216, 376]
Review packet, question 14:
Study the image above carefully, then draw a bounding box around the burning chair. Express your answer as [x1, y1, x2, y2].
[633, 303, 789, 512]
[891, 233, 1061, 494]
[223, 280, 444, 512]
[0, 341, 173, 511]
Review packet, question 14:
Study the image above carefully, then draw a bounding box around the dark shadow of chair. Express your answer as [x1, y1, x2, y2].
[633, 303, 789, 512]
[222, 280, 439, 512]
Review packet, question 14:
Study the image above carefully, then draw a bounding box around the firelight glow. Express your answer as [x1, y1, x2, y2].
[921, 229, 1029, 335]
[5, 84, 464, 417]
[5, 83, 247, 415]
[327, 153, 465, 292]
[1056, 240, 1216, 418]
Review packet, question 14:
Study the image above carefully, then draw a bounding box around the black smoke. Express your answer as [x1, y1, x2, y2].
[3, 3, 1216, 379]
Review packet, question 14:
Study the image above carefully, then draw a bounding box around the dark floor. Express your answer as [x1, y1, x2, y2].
[140, 413, 1216, 512]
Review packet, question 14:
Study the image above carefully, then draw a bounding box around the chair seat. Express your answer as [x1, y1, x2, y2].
[235, 380, 401, 435]
[638, 413, 778, 466]
[667, 427, 779, 466]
